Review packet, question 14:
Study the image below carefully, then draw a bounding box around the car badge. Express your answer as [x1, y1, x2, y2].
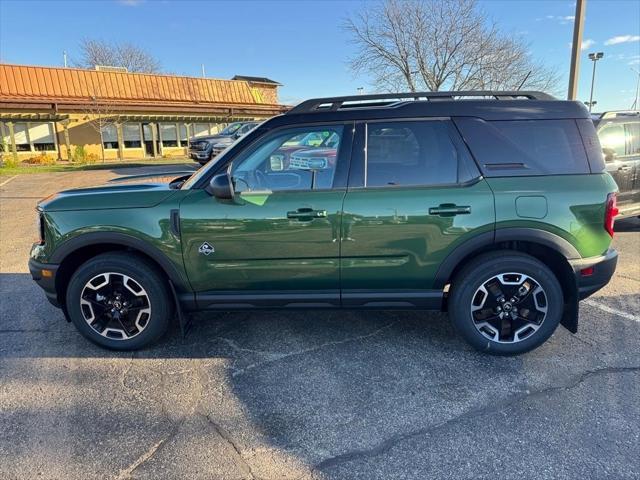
[198, 242, 215, 256]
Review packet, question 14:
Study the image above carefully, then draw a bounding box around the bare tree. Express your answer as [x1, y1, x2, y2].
[74, 39, 161, 73]
[345, 0, 559, 93]
[81, 81, 120, 163]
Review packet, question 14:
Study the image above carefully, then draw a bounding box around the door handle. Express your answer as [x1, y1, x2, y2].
[428, 204, 471, 216]
[287, 208, 328, 220]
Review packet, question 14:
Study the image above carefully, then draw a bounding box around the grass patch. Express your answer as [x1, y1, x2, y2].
[0, 157, 197, 176]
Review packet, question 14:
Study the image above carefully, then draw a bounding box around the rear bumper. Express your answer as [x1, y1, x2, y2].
[570, 248, 618, 300]
[29, 258, 61, 307]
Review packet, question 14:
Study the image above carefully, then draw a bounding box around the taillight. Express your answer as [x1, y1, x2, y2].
[604, 193, 619, 237]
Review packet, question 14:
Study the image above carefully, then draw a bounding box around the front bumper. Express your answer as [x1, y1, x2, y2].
[189, 150, 211, 163]
[29, 258, 61, 307]
[570, 248, 618, 300]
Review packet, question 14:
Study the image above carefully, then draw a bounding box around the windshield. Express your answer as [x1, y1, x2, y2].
[219, 122, 244, 135]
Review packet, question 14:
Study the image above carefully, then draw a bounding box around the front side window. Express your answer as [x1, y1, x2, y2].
[231, 126, 344, 192]
[29, 122, 56, 151]
[160, 123, 178, 147]
[365, 121, 459, 187]
[123, 123, 142, 148]
[599, 123, 626, 158]
[101, 124, 118, 149]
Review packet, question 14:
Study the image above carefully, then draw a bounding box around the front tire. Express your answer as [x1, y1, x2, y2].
[66, 252, 172, 350]
[448, 251, 563, 355]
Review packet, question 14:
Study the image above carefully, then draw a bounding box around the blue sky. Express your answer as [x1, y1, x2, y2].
[1, 0, 638, 111]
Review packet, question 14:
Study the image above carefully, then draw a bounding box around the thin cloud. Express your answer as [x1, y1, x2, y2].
[117, 0, 143, 6]
[581, 39, 595, 50]
[605, 35, 640, 45]
[546, 15, 575, 25]
[567, 39, 596, 51]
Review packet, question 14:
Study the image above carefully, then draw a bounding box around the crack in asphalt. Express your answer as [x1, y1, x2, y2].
[204, 413, 260, 480]
[229, 321, 398, 378]
[309, 366, 640, 474]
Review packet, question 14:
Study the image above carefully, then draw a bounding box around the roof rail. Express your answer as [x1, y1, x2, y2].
[287, 91, 556, 115]
[600, 110, 640, 119]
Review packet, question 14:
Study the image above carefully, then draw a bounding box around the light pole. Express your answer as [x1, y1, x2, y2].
[587, 52, 604, 112]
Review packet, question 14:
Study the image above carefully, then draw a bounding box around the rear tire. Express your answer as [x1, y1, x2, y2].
[65, 252, 172, 350]
[448, 251, 563, 355]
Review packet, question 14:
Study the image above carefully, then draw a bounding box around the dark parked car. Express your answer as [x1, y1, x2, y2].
[593, 110, 640, 217]
[30, 91, 619, 355]
[189, 121, 259, 165]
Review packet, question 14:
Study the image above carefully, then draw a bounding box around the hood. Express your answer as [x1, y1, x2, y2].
[190, 134, 229, 143]
[39, 181, 178, 212]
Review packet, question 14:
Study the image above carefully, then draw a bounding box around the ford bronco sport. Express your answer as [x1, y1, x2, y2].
[29, 91, 619, 355]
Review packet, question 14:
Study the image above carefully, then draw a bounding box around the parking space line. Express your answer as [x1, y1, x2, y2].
[0, 175, 18, 187]
[584, 299, 640, 323]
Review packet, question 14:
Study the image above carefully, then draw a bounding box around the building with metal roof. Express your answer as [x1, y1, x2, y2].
[0, 63, 286, 162]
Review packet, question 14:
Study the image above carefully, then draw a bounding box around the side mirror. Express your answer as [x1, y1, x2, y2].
[602, 147, 616, 163]
[205, 173, 234, 199]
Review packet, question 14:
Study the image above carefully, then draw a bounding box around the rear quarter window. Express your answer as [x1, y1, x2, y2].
[454, 117, 591, 176]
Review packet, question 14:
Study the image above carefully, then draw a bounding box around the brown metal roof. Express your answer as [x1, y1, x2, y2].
[0, 64, 281, 108]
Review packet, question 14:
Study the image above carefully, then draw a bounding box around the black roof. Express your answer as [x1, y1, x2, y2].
[266, 91, 590, 125]
[232, 75, 282, 86]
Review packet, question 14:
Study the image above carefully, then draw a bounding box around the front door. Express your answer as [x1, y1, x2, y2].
[179, 123, 353, 308]
[340, 119, 495, 307]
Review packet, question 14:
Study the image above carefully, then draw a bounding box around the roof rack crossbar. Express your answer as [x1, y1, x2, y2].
[287, 91, 555, 115]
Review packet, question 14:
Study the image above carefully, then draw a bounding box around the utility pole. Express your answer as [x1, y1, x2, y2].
[587, 52, 603, 112]
[567, 0, 586, 100]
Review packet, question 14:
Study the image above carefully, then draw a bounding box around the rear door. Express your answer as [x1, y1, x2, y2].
[340, 119, 495, 307]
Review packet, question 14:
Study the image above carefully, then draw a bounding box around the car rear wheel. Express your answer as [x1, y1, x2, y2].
[448, 251, 563, 355]
[66, 252, 172, 350]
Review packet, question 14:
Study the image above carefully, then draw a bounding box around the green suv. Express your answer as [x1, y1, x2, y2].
[29, 91, 619, 355]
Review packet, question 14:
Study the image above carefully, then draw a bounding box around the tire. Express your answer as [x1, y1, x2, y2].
[448, 251, 563, 355]
[65, 252, 172, 350]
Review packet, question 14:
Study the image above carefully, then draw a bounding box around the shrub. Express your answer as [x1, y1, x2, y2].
[2, 155, 19, 168]
[22, 153, 57, 165]
[85, 153, 99, 164]
[72, 145, 87, 163]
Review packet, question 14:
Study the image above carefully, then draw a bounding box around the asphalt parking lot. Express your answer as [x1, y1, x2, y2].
[1, 165, 638, 480]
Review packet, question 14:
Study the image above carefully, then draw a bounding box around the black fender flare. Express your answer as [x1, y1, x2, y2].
[434, 227, 580, 333]
[50, 231, 191, 292]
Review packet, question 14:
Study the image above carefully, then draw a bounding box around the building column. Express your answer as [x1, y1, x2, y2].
[116, 122, 125, 160]
[62, 120, 72, 161]
[150, 122, 158, 157]
[6, 122, 18, 163]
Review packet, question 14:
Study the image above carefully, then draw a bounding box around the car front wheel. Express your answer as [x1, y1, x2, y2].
[65, 252, 172, 350]
[448, 251, 563, 355]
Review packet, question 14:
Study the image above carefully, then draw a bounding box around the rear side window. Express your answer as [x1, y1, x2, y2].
[365, 120, 467, 187]
[624, 122, 640, 155]
[454, 118, 591, 176]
